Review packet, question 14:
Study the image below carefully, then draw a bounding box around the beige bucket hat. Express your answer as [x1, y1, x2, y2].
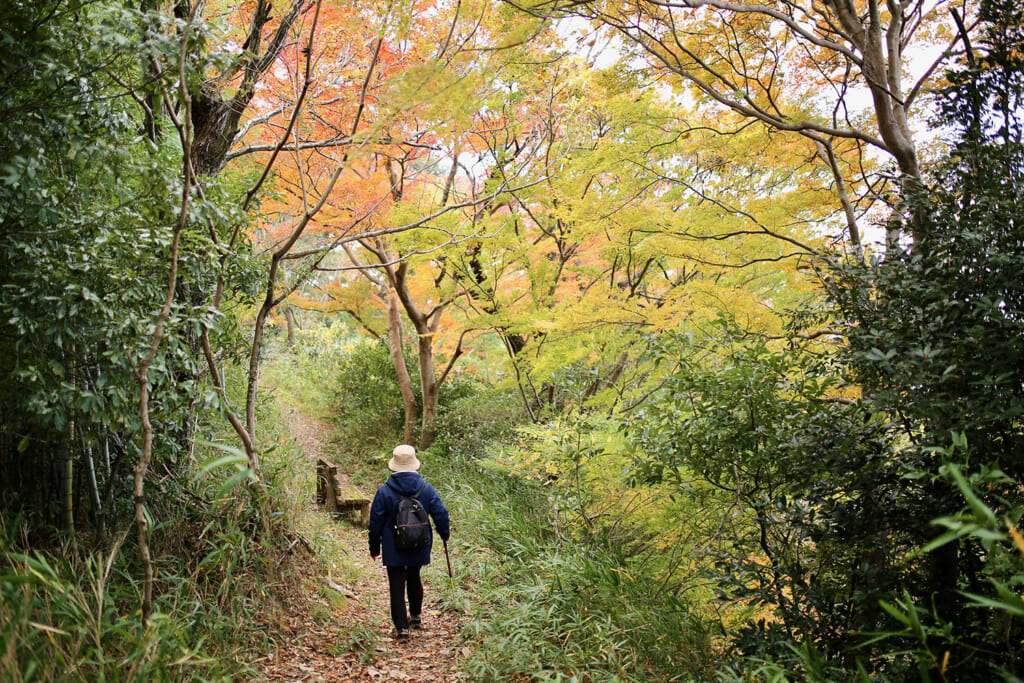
[388, 444, 421, 472]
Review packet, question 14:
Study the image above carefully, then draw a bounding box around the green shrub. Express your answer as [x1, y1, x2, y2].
[432, 381, 525, 461]
[322, 337, 527, 464]
[329, 338, 413, 452]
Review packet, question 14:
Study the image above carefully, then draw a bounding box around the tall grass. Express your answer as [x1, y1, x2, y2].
[0, 464, 302, 681]
[0, 533, 236, 682]
[0, 350, 326, 682]
[431, 450, 721, 682]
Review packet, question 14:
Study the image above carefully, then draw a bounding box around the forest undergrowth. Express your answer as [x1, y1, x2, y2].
[0, 352, 471, 683]
[260, 334, 728, 682]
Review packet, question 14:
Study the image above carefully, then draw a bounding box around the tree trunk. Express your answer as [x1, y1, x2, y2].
[283, 304, 299, 346]
[388, 264, 444, 451]
[386, 293, 417, 444]
[133, 372, 156, 623]
[416, 331, 440, 450]
[244, 280, 273, 474]
[189, 0, 305, 175]
[62, 439, 73, 535]
[83, 436, 103, 540]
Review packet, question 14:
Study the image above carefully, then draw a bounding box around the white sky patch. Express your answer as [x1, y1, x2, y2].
[555, 15, 628, 70]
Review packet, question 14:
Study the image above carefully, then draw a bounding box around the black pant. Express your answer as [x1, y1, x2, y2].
[386, 565, 423, 631]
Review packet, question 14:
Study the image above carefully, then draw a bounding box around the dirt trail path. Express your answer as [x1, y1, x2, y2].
[253, 400, 469, 682]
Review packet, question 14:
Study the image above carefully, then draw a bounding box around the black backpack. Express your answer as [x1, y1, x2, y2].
[387, 480, 432, 551]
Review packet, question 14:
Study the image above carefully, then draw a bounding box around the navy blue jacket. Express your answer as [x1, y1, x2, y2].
[368, 471, 450, 567]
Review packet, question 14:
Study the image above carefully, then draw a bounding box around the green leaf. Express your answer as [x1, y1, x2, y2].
[963, 588, 1024, 617]
[199, 452, 249, 473]
[215, 468, 255, 500]
[947, 463, 999, 526]
[878, 599, 911, 627]
[196, 439, 249, 472]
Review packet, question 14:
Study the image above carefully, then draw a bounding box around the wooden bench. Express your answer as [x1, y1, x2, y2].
[316, 458, 370, 526]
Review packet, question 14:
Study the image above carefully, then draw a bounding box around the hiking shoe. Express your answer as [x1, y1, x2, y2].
[396, 628, 411, 643]
[409, 615, 422, 630]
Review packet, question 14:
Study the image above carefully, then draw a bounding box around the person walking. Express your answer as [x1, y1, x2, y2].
[368, 444, 450, 643]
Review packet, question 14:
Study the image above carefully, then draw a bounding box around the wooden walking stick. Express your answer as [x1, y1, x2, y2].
[443, 538, 454, 590]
